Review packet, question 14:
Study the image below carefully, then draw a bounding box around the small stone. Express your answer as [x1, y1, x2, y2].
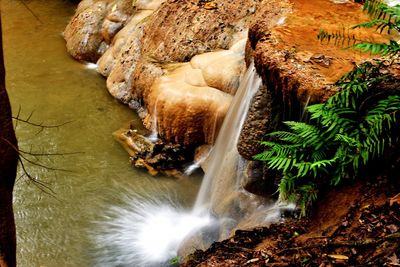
[387, 224, 398, 233]
[204, 2, 218, 10]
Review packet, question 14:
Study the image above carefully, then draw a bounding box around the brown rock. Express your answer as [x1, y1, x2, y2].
[97, 10, 156, 77]
[64, 1, 108, 62]
[64, 0, 135, 62]
[143, 64, 232, 145]
[238, 0, 388, 159]
[238, 84, 273, 160]
[66, 0, 260, 149]
[113, 127, 196, 175]
[140, 0, 256, 63]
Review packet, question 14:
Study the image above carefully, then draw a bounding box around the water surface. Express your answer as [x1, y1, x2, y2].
[2, 1, 201, 266]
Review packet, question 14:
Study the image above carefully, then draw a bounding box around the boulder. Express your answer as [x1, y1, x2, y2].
[64, 0, 135, 62]
[64, 1, 109, 62]
[97, 10, 155, 77]
[143, 64, 233, 145]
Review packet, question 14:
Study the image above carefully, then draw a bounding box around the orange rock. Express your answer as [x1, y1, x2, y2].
[390, 193, 400, 206]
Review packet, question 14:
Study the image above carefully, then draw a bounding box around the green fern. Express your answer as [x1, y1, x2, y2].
[255, 0, 400, 216]
[255, 61, 399, 215]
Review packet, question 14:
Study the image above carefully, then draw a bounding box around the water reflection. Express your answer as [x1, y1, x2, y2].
[2, 1, 201, 266]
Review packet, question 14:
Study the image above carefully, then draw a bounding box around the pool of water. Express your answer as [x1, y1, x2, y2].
[2, 1, 201, 266]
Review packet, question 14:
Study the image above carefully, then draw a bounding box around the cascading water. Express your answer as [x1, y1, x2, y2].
[92, 186, 213, 267]
[193, 61, 261, 211]
[92, 62, 291, 266]
[183, 146, 212, 176]
[182, 61, 290, 249]
[148, 96, 160, 142]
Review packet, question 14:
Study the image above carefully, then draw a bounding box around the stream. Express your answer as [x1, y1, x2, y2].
[2, 1, 201, 266]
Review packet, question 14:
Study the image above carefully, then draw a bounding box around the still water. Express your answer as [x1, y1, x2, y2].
[2, 1, 201, 266]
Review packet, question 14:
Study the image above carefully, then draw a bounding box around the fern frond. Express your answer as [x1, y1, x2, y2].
[353, 40, 400, 56]
[278, 174, 296, 200]
[335, 134, 359, 147]
[364, 0, 400, 26]
[352, 19, 394, 30]
[283, 121, 322, 146]
[266, 131, 303, 143]
[297, 183, 318, 217]
[317, 29, 359, 47]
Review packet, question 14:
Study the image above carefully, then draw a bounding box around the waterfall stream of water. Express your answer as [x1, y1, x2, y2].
[93, 62, 267, 266]
[93, 62, 294, 267]
[193, 61, 261, 211]
[148, 96, 160, 142]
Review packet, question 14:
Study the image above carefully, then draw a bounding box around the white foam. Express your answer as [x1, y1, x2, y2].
[92, 195, 212, 267]
[85, 63, 98, 70]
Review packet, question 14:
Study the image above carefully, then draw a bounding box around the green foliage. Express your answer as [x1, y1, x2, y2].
[254, 63, 400, 216]
[318, 0, 400, 57]
[168, 256, 181, 267]
[255, 0, 400, 216]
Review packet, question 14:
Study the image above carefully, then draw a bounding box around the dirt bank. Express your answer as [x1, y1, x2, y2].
[182, 160, 400, 266]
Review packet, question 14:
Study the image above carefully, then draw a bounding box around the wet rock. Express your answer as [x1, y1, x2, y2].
[104, 16, 150, 103]
[139, 0, 255, 63]
[178, 222, 221, 259]
[242, 160, 276, 197]
[113, 127, 195, 175]
[64, 1, 108, 62]
[202, 53, 245, 95]
[64, 0, 136, 62]
[66, 0, 260, 149]
[194, 144, 213, 172]
[238, 84, 273, 160]
[139, 37, 250, 146]
[143, 66, 232, 145]
[112, 128, 154, 157]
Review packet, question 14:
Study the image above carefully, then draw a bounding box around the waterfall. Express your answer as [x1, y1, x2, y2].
[194, 61, 261, 211]
[92, 62, 291, 267]
[148, 96, 159, 142]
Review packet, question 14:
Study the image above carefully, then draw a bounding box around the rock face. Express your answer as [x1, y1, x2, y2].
[65, 0, 390, 176]
[64, 0, 136, 62]
[142, 44, 247, 145]
[65, 0, 257, 148]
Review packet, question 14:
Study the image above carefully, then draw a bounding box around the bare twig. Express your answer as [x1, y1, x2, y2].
[19, 0, 43, 24]
[17, 159, 57, 198]
[12, 116, 73, 129]
[2, 137, 72, 172]
[0, 136, 77, 197]
[12, 108, 74, 129]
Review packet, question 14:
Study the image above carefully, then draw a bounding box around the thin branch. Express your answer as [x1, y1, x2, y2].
[18, 149, 84, 157]
[19, 0, 43, 24]
[1, 137, 74, 173]
[17, 158, 57, 198]
[14, 105, 22, 130]
[12, 116, 74, 129]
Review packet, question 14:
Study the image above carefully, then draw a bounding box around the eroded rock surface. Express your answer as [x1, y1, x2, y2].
[65, 0, 257, 148]
[142, 40, 247, 145]
[64, 0, 136, 62]
[64, 0, 392, 172]
[238, 0, 388, 159]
